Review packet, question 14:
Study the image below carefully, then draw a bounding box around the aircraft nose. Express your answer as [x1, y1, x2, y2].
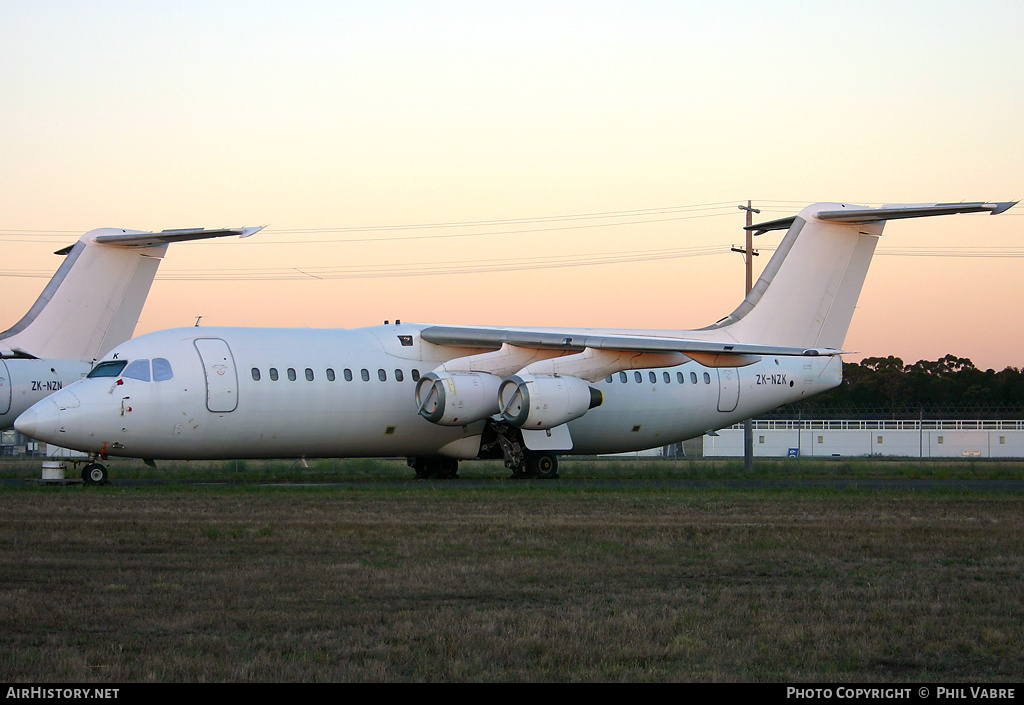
[15, 398, 60, 442]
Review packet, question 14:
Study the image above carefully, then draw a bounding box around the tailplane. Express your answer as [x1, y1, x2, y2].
[1, 227, 262, 361]
[703, 202, 1015, 349]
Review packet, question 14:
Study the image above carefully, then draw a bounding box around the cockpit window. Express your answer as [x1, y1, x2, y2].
[153, 358, 173, 381]
[122, 359, 151, 382]
[88, 360, 128, 378]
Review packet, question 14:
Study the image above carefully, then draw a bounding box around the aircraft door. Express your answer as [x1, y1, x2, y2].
[194, 338, 238, 412]
[717, 367, 739, 413]
[0, 360, 10, 415]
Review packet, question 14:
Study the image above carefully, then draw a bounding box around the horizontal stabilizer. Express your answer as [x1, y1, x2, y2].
[91, 226, 264, 248]
[743, 215, 797, 234]
[817, 201, 1017, 223]
[747, 201, 1016, 234]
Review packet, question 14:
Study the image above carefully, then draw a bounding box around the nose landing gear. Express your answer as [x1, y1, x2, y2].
[81, 462, 108, 486]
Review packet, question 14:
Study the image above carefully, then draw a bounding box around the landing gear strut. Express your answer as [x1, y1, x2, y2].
[482, 420, 562, 479]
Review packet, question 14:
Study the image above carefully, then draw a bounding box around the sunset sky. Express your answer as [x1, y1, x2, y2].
[3, 1, 1022, 370]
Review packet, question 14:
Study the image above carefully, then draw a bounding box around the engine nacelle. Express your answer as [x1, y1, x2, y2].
[414, 371, 502, 426]
[497, 374, 603, 430]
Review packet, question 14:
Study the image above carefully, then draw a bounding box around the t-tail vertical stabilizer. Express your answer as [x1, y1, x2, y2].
[703, 202, 1016, 350]
[1, 226, 262, 362]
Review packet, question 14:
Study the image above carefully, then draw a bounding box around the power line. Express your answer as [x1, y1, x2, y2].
[0, 209, 742, 246]
[149, 245, 733, 280]
[0, 199, 818, 244]
[4, 244, 1020, 282]
[1, 198, 1018, 280]
[0, 200, 746, 239]
[2, 198, 1015, 242]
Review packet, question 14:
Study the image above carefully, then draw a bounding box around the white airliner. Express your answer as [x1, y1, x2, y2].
[14, 202, 1015, 483]
[0, 226, 262, 431]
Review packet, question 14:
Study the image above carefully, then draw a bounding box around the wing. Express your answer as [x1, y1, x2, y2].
[420, 325, 840, 370]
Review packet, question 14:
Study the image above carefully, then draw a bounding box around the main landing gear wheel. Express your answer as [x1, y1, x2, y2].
[81, 463, 108, 486]
[408, 456, 459, 480]
[525, 452, 559, 480]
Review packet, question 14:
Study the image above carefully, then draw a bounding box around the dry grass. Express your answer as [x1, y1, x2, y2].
[0, 484, 1021, 682]
[5, 456, 1024, 482]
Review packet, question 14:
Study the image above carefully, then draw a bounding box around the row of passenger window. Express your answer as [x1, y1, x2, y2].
[251, 367, 422, 383]
[606, 370, 712, 385]
[251, 367, 710, 385]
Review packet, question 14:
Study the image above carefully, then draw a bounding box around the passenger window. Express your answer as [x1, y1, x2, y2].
[634, 371, 642, 383]
[676, 372, 684, 384]
[122, 359, 151, 382]
[88, 360, 128, 378]
[411, 369, 420, 381]
[690, 372, 697, 384]
[327, 368, 336, 382]
[305, 368, 314, 381]
[663, 371, 671, 384]
[269, 368, 279, 381]
[395, 369, 404, 382]
[344, 368, 353, 382]
[153, 358, 173, 381]
[703, 372, 711, 384]
[649, 372, 657, 384]
[251, 368, 261, 382]
[378, 369, 387, 382]
[619, 372, 627, 383]
[287, 368, 297, 381]
[360, 369, 370, 382]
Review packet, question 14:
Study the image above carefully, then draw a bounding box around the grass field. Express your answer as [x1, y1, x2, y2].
[1, 458, 1022, 682]
[5, 455, 1024, 482]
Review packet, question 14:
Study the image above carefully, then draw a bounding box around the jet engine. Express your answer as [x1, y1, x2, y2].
[414, 371, 501, 426]
[497, 374, 603, 430]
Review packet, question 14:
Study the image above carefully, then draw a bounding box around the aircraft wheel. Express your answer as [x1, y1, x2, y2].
[82, 463, 108, 486]
[527, 452, 559, 480]
[408, 457, 430, 479]
[408, 457, 459, 479]
[437, 458, 459, 480]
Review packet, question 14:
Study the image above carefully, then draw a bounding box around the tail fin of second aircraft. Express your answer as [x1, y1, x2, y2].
[703, 202, 1015, 350]
[0, 227, 262, 362]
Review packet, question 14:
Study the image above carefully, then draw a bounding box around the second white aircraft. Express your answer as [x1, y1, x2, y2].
[1, 226, 262, 431]
[15, 201, 1015, 482]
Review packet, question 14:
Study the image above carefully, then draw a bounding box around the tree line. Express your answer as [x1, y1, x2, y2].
[773, 354, 1024, 418]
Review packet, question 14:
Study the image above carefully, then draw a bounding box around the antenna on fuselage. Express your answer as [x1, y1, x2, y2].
[194, 316, 203, 327]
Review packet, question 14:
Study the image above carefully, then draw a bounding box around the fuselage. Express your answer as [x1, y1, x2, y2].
[0, 358, 92, 430]
[15, 323, 842, 460]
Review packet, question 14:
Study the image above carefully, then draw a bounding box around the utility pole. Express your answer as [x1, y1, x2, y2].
[733, 201, 760, 295]
[736, 201, 760, 471]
